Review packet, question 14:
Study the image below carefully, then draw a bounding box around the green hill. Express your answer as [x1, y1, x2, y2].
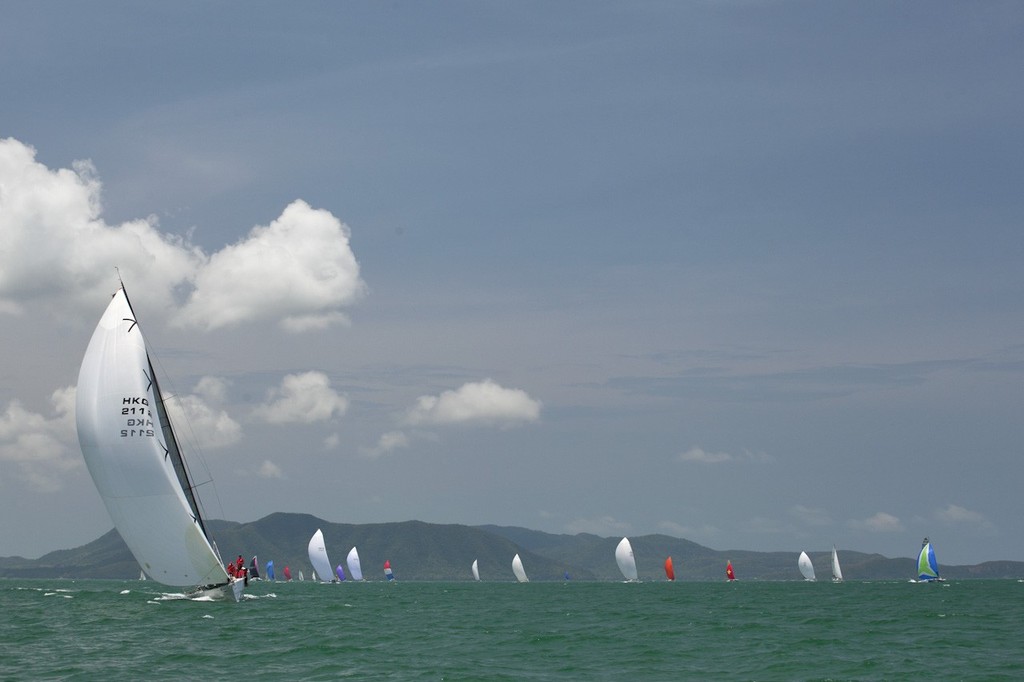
[2, 514, 1021, 581]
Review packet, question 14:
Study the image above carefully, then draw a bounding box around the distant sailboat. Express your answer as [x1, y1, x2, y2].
[798, 551, 816, 581]
[471, 559, 480, 582]
[512, 553, 529, 583]
[726, 560, 736, 581]
[139, 570, 146, 581]
[283, 566, 292, 582]
[563, 570, 571, 581]
[915, 537, 944, 582]
[615, 537, 639, 581]
[308, 529, 333, 582]
[831, 545, 844, 582]
[76, 285, 243, 601]
[347, 547, 363, 581]
[336, 564, 346, 582]
[250, 556, 261, 580]
[298, 570, 304, 581]
[266, 560, 275, 581]
[384, 560, 395, 582]
[664, 557, 675, 581]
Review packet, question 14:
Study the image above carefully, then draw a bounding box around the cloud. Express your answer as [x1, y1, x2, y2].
[361, 430, 410, 458]
[256, 460, 283, 479]
[174, 200, 366, 332]
[789, 504, 833, 527]
[253, 371, 349, 424]
[677, 446, 773, 464]
[849, 512, 904, 532]
[0, 387, 80, 492]
[565, 516, 632, 536]
[0, 138, 365, 330]
[164, 377, 242, 449]
[936, 504, 992, 529]
[324, 433, 340, 449]
[405, 379, 541, 427]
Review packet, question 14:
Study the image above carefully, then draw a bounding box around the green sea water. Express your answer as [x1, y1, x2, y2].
[1, 578, 1020, 680]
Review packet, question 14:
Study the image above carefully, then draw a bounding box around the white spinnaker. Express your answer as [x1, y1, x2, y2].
[76, 289, 228, 589]
[308, 529, 334, 582]
[472, 559, 480, 581]
[347, 546, 363, 581]
[615, 537, 639, 581]
[512, 553, 529, 582]
[798, 551, 816, 581]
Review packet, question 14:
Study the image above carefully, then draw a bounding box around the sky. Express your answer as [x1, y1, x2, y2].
[1, 1, 1022, 566]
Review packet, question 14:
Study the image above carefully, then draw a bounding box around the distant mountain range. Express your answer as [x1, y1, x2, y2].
[1, 513, 1021, 581]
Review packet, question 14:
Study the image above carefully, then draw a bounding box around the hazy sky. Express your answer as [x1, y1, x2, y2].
[1, 1, 1022, 566]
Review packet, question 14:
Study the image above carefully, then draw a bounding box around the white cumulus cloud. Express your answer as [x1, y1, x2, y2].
[405, 379, 541, 427]
[0, 387, 80, 491]
[677, 446, 773, 464]
[253, 371, 349, 424]
[164, 377, 242, 449]
[256, 460, 283, 479]
[361, 430, 410, 458]
[936, 504, 992, 529]
[849, 512, 904, 532]
[0, 138, 365, 331]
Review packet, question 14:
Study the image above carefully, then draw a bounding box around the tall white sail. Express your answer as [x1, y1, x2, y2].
[308, 529, 333, 582]
[798, 551, 816, 581]
[471, 559, 480, 581]
[76, 287, 237, 598]
[512, 553, 529, 582]
[346, 546, 363, 581]
[831, 545, 844, 582]
[615, 537, 639, 581]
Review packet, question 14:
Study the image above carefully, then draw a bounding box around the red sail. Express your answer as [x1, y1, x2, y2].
[283, 565, 292, 581]
[664, 556, 675, 581]
[726, 561, 736, 581]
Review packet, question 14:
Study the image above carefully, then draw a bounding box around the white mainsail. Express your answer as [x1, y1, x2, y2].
[308, 529, 334, 582]
[471, 559, 480, 581]
[831, 545, 844, 582]
[512, 553, 529, 582]
[798, 551, 816, 581]
[76, 287, 240, 600]
[347, 546, 364, 581]
[615, 537, 639, 581]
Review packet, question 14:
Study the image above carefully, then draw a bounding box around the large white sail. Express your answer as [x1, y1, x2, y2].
[831, 545, 844, 582]
[308, 529, 334, 582]
[512, 553, 529, 582]
[471, 559, 480, 581]
[346, 546, 363, 581]
[798, 551, 816, 581]
[76, 287, 236, 597]
[615, 537, 639, 581]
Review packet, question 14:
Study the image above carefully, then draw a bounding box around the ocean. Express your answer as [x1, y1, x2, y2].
[2, 578, 1020, 680]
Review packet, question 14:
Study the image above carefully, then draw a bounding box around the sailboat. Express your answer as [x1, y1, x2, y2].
[915, 537, 944, 582]
[726, 560, 736, 581]
[347, 547, 364, 581]
[139, 570, 147, 581]
[298, 570, 304, 581]
[471, 559, 480, 581]
[798, 551, 816, 581]
[664, 557, 675, 581]
[266, 560, 275, 581]
[335, 564, 346, 582]
[284, 566, 292, 581]
[249, 556, 261, 580]
[76, 285, 244, 602]
[615, 537, 639, 581]
[308, 529, 333, 582]
[512, 553, 529, 583]
[831, 545, 844, 582]
[384, 560, 395, 582]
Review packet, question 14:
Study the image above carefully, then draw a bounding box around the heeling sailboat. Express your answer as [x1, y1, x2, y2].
[615, 537, 639, 582]
[471, 559, 480, 582]
[308, 529, 333, 582]
[798, 551, 816, 581]
[512, 553, 529, 583]
[347, 546, 364, 581]
[915, 537, 944, 583]
[831, 545, 844, 582]
[249, 556, 260, 581]
[76, 285, 243, 602]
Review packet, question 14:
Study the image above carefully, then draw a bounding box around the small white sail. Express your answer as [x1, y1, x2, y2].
[347, 546, 363, 581]
[308, 529, 334, 582]
[831, 545, 844, 582]
[798, 551, 816, 581]
[615, 537, 639, 581]
[471, 559, 480, 581]
[512, 553, 529, 582]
